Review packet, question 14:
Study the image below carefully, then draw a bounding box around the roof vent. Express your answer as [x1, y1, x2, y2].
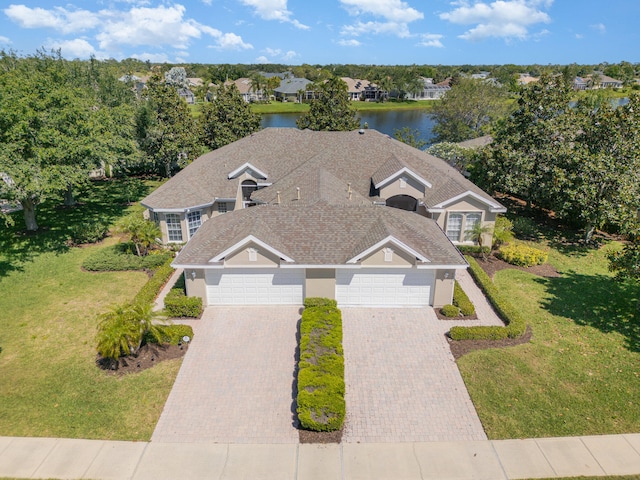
[359, 129, 365, 134]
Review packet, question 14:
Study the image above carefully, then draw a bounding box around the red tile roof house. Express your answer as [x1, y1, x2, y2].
[141, 128, 505, 308]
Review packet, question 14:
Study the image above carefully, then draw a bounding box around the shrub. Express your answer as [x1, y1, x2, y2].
[303, 297, 338, 308]
[449, 256, 527, 341]
[511, 217, 540, 240]
[82, 244, 172, 271]
[69, 221, 109, 245]
[440, 304, 461, 317]
[133, 259, 175, 305]
[297, 304, 345, 432]
[164, 289, 203, 318]
[492, 216, 514, 248]
[456, 245, 491, 255]
[453, 281, 475, 316]
[498, 243, 548, 267]
[158, 324, 194, 345]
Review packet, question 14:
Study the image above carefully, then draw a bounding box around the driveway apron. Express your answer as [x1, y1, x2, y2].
[342, 307, 497, 443]
[152, 306, 300, 444]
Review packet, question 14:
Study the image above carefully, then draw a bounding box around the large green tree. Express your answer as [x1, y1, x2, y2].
[431, 77, 509, 143]
[199, 83, 261, 150]
[296, 77, 360, 131]
[0, 51, 134, 230]
[136, 68, 200, 177]
[477, 74, 640, 241]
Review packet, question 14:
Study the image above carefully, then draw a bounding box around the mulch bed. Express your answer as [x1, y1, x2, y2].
[448, 325, 533, 360]
[435, 309, 477, 321]
[474, 255, 561, 279]
[299, 428, 343, 444]
[96, 342, 189, 375]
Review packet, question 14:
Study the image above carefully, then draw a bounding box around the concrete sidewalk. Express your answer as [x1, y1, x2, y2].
[1, 434, 640, 479]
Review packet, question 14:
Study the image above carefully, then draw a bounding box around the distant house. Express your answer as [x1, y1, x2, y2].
[518, 74, 539, 85]
[340, 77, 381, 101]
[574, 74, 623, 90]
[177, 88, 195, 104]
[402, 77, 451, 101]
[224, 78, 265, 102]
[598, 74, 623, 89]
[274, 77, 313, 102]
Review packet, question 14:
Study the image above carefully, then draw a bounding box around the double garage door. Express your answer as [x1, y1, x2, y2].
[205, 268, 434, 306]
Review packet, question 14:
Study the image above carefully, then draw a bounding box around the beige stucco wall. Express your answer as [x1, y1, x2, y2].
[379, 176, 425, 200]
[432, 195, 499, 247]
[184, 269, 208, 305]
[360, 245, 415, 266]
[224, 244, 280, 266]
[432, 269, 456, 307]
[305, 269, 336, 299]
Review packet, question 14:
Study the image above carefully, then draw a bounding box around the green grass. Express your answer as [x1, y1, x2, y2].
[0, 179, 182, 441]
[458, 241, 640, 439]
[250, 99, 436, 115]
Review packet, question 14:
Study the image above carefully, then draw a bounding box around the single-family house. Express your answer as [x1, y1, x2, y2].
[274, 77, 313, 102]
[402, 77, 451, 101]
[141, 128, 505, 308]
[598, 74, 623, 89]
[224, 78, 265, 102]
[340, 77, 381, 101]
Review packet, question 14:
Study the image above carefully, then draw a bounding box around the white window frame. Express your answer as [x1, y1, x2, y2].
[217, 202, 228, 214]
[166, 213, 183, 242]
[446, 212, 484, 244]
[464, 213, 482, 242]
[187, 210, 202, 238]
[446, 213, 463, 242]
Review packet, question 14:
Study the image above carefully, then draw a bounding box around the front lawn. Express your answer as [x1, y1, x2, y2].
[458, 242, 640, 439]
[0, 179, 182, 440]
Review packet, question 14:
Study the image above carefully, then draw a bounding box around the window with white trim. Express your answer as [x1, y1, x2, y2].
[446, 213, 462, 242]
[464, 213, 481, 242]
[165, 214, 183, 242]
[187, 210, 202, 238]
[217, 202, 228, 214]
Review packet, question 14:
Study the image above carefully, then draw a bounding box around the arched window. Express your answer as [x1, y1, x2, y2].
[386, 195, 417, 212]
[241, 180, 258, 202]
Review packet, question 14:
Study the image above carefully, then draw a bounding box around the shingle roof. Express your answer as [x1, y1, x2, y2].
[141, 128, 504, 212]
[174, 201, 466, 267]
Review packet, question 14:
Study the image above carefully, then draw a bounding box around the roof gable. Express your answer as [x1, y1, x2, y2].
[227, 162, 268, 180]
[347, 235, 429, 264]
[209, 234, 294, 263]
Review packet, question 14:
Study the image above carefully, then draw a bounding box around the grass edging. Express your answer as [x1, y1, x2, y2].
[296, 299, 345, 432]
[449, 255, 527, 340]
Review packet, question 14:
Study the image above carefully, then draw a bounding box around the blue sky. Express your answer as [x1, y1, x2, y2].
[1, 0, 638, 65]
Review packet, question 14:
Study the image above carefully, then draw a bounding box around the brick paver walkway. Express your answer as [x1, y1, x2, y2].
[152, 306, 300, 444]
[341, 302, 503, 443]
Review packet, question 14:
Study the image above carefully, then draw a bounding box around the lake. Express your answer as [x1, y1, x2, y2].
[261, 109, 437, 145]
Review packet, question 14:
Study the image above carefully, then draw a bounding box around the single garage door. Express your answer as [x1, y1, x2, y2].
[206, 268, 304, 305]
[336, 268, 434, 307]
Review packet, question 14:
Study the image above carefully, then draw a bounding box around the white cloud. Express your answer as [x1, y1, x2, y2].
[417, 33, 444, 48]
[0, 36, 11, 44]
[338, 38, 362, 46]
[46, 38, 97, 58]
[239, 0, 309, 29]
[340, 0, 423, 23]
[215, 33, 253, 50]
[591, 23, 606, 34]
[575, 33, 584, 39]
[256, 55, 270, 64]
[258, 48, 298, 61]
[282, 50, 298, 60]
[440, 0, 552, 41]
[339, 0, 423, 40]
[131, 52, 170, 63]
[4, 4, 100, 34]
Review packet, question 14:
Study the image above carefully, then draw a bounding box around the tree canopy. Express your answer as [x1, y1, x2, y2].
[199, 83, 261, 151]
[296, 77, 360, 131]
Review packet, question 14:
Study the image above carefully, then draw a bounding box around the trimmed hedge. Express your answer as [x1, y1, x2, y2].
[133, 259, 175, 305]
[303, 297, 338, 308]
[82, 244, 172, 271]
[440, 304, 461, 317]
[164, 289, 203, 318]
[449, 256, 527, 341]
[297, 303, 345, 432]
[498, 243, 548, 267]
[453, 280, 475, 316]
[456, 245, 491, 255]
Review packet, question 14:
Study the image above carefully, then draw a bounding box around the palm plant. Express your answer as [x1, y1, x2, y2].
[116, 213, 160, 256]
[465, 221, 493, 259]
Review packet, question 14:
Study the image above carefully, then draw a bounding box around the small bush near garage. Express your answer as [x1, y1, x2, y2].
[498, 243, 548, 267]
[449, 256, 526, 341]
[164, 289, 203, 318]
[440, 304, 461, 317]
[303, 297, 338, 308]
[82, 243, 172, 271]
[297, 303, 345, 432]
[156, 324, 194, 345]
[453, 281, 475, 316]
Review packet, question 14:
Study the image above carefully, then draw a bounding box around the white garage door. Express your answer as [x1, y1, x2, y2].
[206, 268, 304, 305]
[336, 268, 434, 307]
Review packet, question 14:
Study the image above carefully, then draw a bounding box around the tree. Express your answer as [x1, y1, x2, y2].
[0, 51, 127, 230]
[136, 67, 200, 177]
[164, 66, 188, 88]
[394, 127, 428, 149]
[426, 142, 479, 173]
[296, 77, 360, 131]
[199, 83, 261, 151]
[431, 77, 509, 142]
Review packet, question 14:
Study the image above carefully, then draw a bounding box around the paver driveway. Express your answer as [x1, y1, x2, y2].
[342, 307, 499, 443]
[152, 306, 300, 444]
